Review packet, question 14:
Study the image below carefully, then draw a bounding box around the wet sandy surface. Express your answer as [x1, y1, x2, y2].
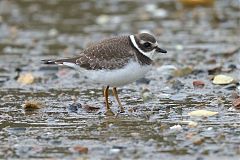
[0, 0, 240, 159]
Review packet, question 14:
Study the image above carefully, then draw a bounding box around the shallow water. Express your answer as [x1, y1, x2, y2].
[0, 0, 240, 159]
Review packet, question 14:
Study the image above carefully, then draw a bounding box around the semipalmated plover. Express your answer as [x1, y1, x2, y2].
[43, 33, 167, 115]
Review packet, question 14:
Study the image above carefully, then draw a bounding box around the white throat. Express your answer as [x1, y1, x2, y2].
[130, 35, 155, 60]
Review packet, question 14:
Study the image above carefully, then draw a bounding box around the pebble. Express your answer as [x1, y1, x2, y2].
[153, 9, 168, 18]
[83, 104, 100, 112]
[170, 124, 182, 131]
[109, 148, 121, 154]
[23, 100, 42, 110]
[130, 132, 140, 137]
[48, 28, 58, 37]
[141, 89, 153, 101]
[71, 145, 88, 154]
[188, 121, 198, 127]
[174, 66, 193, 77]
[188, 110, 218, 117]
[232, 97, 240, 109]
[96, 15, 110, 25]
[17, 73, 35, 85]
[193, 80, 205, 88]
[212, 75, 234, 85]
[89, 90, 95, 94]
[67, 103, 82, 113]
[175, 44, 184, 50]
[192, 136, 205, 145]
[145, 4, 157, 12]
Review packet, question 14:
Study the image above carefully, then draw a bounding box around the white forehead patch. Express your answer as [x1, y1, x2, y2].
[130, 35, 156, 60]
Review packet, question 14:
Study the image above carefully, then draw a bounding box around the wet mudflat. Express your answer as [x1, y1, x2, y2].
[0, 0, 240, 159]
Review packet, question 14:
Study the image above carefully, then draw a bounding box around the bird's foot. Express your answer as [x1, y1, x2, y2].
[119, 108, 125, 113]
[104, 109, 115, 116]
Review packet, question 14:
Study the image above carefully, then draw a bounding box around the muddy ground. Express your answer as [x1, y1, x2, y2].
[0, 0, 240, 159]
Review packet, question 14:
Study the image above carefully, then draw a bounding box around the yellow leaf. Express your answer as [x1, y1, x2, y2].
[188, 110, 218, 117]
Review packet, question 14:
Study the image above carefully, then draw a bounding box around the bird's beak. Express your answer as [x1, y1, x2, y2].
[155, 46, 167, 53]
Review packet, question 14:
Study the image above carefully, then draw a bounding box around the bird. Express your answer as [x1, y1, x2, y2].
[42, 32, 167, 115]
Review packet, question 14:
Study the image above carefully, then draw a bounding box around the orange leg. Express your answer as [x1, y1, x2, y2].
[104, 86, 114, 116]
[112, 87, 124, 112]
[104, 86, 110, 110]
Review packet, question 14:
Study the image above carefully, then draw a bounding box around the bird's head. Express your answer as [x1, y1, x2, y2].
[130, 32, 167, 60]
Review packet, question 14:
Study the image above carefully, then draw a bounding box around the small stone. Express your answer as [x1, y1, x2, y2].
[48, 28, 58, 37]
[233, 97, 240, 109]
[17, 73, 35, 85]
[83, 104, 100, 112]
[3, 46, 13, 53]
[188, 121, 198, 127]
[188, 110, 218, 117]
[141, 88, 153, 101]
[185, 132, 196, 139]
[96, 15, 110, 25]
[207, 127, 213, 131]
[228, 107, 236, 111]
[174, 66, 193, 77]
[170, 124, 182, 131]
[109, 148, 121, 154]
[72, 145, 88, 154]
[212, 75, 234, 85]
[89, 90, 95, 94]
[175, 44, 184, 50]
[193, 80, 205, 88]
[23, 100, 42, 110]
[145, 4, 157, 12]
[192, 136, 205, 145]
[153, 9, 168, 18]
[130, 132, 140, 137]
[67, 103, 82, 113]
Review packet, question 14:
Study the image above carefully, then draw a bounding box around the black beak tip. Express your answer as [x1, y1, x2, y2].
[156, 47, 167, 53]
[162, 49, 167, 53]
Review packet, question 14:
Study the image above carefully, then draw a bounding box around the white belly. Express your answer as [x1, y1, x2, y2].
[84, 61, 151, 87]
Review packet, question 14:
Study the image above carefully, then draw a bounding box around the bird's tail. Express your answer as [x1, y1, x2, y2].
[42, 59, 59, 64]
[42, 58, 79, 69]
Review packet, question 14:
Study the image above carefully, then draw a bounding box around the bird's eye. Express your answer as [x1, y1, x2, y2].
[143, 42, 151, 48]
